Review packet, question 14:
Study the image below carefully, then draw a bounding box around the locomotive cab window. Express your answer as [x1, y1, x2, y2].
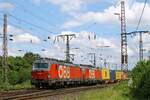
[34, 63, 49, 69]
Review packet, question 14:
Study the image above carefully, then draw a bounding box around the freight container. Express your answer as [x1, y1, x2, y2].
[101, 68, 110, 80]
[110, 70, 115, 82]
[122, 71, 128, 80]
[115, 71, 123, 80]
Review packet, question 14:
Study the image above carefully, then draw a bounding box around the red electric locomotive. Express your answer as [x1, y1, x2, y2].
[31, 58, 102, 88]
[31, 58, 127, 89]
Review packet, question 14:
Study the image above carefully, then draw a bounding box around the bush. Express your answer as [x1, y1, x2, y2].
[0, 52, 39, 90]
[8, 68, 31, 85]
[131, 60, 150, 99]
[8, 70, 19, 85]
[18, 68, 31, 83]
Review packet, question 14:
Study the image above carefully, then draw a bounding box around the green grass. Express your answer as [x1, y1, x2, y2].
[0, 80, 31, 91]
[64, 81, 133, 100]
[0, 81, 133, 100]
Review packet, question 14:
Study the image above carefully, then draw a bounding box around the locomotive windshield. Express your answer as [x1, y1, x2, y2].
[34, 63, 49, 69]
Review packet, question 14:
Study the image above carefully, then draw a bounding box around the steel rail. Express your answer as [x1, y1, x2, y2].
[2, 83, 117, 100]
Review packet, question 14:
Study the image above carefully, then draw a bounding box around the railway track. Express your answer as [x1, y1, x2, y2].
[0, 88, 43, 100]
[1, 83, 117, 100]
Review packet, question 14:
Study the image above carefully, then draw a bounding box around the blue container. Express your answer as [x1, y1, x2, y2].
[110, 70, 115, 82]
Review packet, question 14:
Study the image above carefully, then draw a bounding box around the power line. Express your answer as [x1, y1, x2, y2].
[0, 15, 52, 58]
[0, 12, 58, 36]
[0, 16, 50, 53]
[136, 0, 147, 31]
[127, 31, 150, 61]
[0, 16, 42, 37]
[8, 14, 57, 34]
[9, 0, 60, 30]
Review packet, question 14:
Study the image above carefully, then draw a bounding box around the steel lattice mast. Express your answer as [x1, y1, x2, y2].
[57, 34, 76, 62]
[121, 1, 128, 71]
[2, 14, 8, 83]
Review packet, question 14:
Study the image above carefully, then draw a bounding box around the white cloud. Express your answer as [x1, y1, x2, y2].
[0, 2, 14, 10]
[33, 0, 99, 12]
[14, 33, 40, 43]
[62, 1, 150, 29]
[40, 31, 135, 67]
[0, 25, 41, 44]
[38, 30, 141, 69]
[62, 10, 118, 29]
[62, 21, 82, 29]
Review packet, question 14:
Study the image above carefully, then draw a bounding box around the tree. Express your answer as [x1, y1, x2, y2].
[23, 52, 40, 65]
[131, 60, 150, 99]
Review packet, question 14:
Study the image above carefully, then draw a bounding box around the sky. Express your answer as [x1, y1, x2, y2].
[0, 0, 150, 70]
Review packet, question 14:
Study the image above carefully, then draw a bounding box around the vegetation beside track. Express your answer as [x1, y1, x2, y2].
[63, 60, 150, 100]
[0, 52, 149, 100]
[0, 52, 39, 91]
[63, 81, 131, 100]
[130, 60, 150, 99]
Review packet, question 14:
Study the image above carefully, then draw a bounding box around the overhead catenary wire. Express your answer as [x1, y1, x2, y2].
[9, 0, 61, 30]
[0, 16, 42, 38]
[136, 0, 148, 31]
[9, 14, 57, 34]
[0, 16, 50, 53]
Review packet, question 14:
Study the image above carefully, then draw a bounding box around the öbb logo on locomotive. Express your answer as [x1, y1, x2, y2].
[89, 70, 95, 79]
[58, 65, 70, 79]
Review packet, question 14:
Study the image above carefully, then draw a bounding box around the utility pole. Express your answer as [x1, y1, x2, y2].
[127, 31, 149, 61]
[120, 1, 128, 71]
[88, 53, 96, 67]
[57, 34, 75, 62]
[2, 14, 8, 83]
[139, 32, 143, 61]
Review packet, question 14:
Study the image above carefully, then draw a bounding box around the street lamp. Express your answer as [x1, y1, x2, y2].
[114, 13, 121, 20]
[96, 45, 110, 48]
